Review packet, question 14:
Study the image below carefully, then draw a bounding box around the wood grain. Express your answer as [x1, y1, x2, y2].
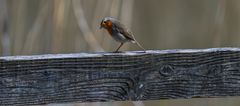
[1, 48, 240, 105]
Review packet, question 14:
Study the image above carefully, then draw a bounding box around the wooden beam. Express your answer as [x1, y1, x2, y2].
[1, 48, 240, 105]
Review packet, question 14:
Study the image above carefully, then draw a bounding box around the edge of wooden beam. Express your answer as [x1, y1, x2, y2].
[1, 47, 240, 61]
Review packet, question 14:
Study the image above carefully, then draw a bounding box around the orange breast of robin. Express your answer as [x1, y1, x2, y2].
[105, 21, 113, 35]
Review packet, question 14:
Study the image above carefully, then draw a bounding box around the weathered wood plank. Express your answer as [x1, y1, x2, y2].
[1, 48, 240, 105]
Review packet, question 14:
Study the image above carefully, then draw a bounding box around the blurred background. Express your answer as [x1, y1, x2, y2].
[1, 0, 240, 56]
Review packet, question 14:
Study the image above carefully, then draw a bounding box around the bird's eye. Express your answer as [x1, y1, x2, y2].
[103, 21, 106, 23]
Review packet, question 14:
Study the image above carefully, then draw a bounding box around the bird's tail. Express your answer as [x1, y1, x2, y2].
[131, 40, 146, 51]
[130, 33, 146, 51]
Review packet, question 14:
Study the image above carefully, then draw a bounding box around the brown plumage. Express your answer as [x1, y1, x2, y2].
[100, 17, 145, 52]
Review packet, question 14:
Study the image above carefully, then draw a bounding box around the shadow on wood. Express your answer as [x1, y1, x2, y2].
[1, 48, 240, 105]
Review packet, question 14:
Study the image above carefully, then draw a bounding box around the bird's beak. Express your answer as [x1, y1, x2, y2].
[99, 25, 102, 29]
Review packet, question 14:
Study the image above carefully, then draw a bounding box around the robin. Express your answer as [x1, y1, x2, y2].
[100, 17, 145, 52]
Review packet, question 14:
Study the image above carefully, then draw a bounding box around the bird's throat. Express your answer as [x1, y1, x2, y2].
[106, 28, 113, 35]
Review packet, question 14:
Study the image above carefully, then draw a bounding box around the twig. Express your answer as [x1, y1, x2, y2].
[72, 0, 104, 52]
[22, 1, 50, 54]
[0, 0, 10, 56]
[212, 0, 226, 47]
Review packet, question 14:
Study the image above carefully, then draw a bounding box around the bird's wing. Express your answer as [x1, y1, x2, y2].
[112, 21, 135, 41]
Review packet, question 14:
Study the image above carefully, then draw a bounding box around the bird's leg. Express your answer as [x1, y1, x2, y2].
[114, 43, 124, 52]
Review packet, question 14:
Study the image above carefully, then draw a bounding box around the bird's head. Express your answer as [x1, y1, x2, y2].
[100, 17, 114, 30]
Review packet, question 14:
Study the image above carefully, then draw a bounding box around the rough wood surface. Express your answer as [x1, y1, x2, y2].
[1, 48, 240, 105]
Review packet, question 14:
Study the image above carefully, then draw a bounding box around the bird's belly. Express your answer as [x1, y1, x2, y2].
[111, 33, 128, 43]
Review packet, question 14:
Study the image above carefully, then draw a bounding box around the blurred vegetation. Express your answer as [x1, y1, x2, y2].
[1, 0, 240, 56]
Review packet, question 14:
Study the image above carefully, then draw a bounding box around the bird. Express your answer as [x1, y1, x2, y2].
[100, 17, 145, 52]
